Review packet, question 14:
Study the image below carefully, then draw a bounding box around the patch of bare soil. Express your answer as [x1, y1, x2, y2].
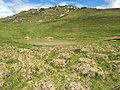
[26, 40, 76, 46]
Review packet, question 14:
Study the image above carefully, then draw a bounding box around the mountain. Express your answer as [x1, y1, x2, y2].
[0, 5, 120, 90]
[0, 6, 120, 40]
[2, 5, 78, 23]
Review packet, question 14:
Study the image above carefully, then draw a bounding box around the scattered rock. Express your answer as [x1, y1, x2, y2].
[60, 14, 65, 17]
[25, 36, 31, 40]
[38, 20, 43, 22]
[13, 18, 25, 22]
[45, 37, 54, 40]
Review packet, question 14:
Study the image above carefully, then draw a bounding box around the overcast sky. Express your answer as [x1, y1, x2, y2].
[0, 0, 120, 18]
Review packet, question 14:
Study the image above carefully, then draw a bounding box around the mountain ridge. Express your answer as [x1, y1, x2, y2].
[1, 5, 120, 23]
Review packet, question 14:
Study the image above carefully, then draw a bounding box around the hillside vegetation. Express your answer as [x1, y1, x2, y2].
[0, 6, 120, 90]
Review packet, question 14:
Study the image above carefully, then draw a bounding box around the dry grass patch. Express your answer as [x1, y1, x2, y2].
[18, 59, 48, 80]
[72, 63, 106, 77]
[0, 63, 8, 79]
[68, 81, 90, 90]
[72, 57, 107, 77]
[81, 46, 93, 52]
[110, 60, 120, 73]
[0, 63, 9, 88]
[78, 58, 96, 65]
[57, 52, 73, 59]
[87, 52, 108, 60]
[34, 77, 56, 90]
[52, 59, 67, 68]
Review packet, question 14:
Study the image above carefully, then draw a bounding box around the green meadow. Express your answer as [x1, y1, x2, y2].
[0, 6, 120, 90]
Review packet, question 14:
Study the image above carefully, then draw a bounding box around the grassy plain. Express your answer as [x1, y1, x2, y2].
[0, 6, 120, 90]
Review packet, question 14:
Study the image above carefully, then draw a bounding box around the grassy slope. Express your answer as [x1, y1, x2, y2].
[0, 8, 120, 41]
[0, 6, 120, 90]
